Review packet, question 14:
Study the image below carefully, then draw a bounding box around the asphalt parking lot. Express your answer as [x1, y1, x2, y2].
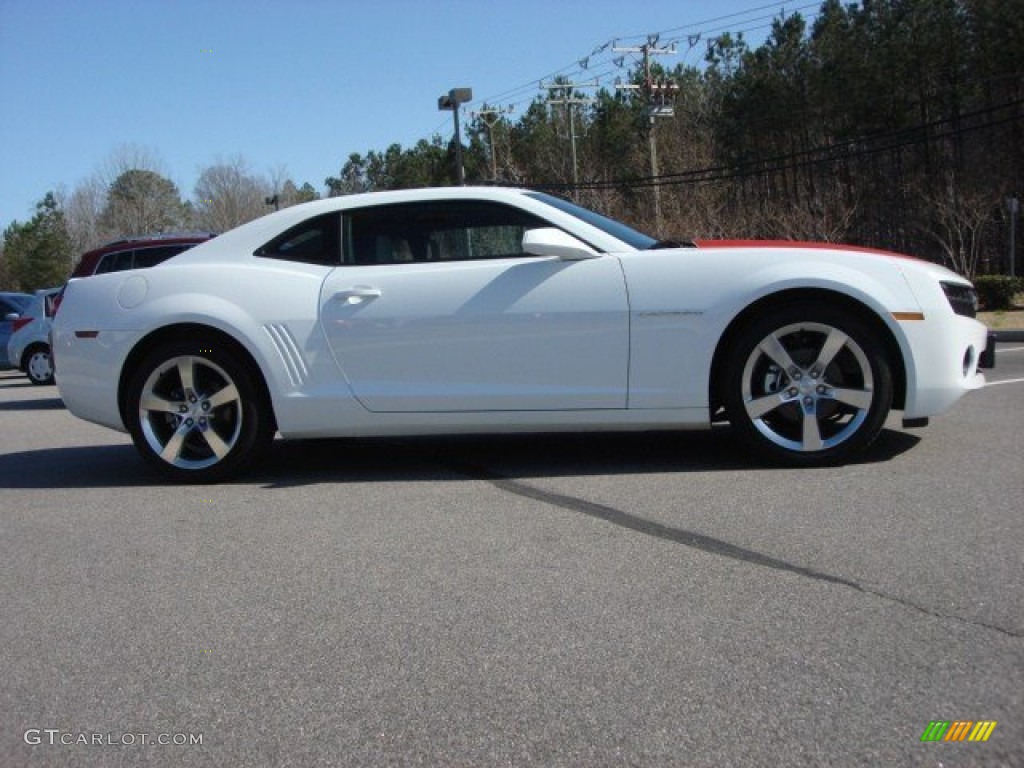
[1, 345, 1022, 767]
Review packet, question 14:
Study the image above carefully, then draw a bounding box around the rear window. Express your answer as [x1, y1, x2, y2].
[1, 295, 31, 314]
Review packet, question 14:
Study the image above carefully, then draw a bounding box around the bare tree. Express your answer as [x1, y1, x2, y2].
[56, 177, 107, 257]
[192, 156, 270, 232]
[97, 143, 168, 188]
[918, 174, 1000, 278]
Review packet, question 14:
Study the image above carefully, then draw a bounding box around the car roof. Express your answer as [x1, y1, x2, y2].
[168, 186, 642, 264]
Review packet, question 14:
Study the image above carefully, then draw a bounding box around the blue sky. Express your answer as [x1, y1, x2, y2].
[0, 0, 813, 231]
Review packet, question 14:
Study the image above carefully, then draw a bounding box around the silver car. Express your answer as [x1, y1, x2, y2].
[6, 289, 59, 385]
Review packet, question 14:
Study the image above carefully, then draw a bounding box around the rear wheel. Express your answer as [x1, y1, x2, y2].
[125, 340, 273, 482]
[724, 303, 893, 465]
[23, 344, 54, 386]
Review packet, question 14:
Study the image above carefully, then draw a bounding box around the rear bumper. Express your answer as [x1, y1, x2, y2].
[53, 328, 139, 432]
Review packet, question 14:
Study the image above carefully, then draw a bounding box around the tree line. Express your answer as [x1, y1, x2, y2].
[1, 150, 319, 291]
[330, 0, 1022, 278]
[2, 0, 1021, 291]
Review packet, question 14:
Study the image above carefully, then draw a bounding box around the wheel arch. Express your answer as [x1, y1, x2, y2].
[708, 288, 907, 417]
[117, 323, 277, 432]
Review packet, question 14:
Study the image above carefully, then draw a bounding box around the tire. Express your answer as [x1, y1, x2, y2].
[23, 344, 54, 386]
[723, 302, 893, 466]
[125, 340, 274, 482]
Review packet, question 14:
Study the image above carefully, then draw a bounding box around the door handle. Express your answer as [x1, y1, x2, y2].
[333, 286, 382, 304]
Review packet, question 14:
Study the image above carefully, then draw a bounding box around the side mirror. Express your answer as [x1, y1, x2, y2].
[522, 228, 598, 261]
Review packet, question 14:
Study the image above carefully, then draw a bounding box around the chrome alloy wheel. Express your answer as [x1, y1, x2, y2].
[138, 355, 243, 470]
[740, 322, 875, 453]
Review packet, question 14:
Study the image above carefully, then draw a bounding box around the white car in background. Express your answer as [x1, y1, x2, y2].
[52, 187, 994, 482]
[7, 288, 60, 385]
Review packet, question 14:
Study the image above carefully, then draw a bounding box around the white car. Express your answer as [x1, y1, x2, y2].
[7, 288, 60, 385]
[52, 187, 994, 481]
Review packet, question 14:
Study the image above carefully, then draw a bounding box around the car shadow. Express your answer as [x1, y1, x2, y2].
[0, 427, 921, 490]
[0, 396, 64, 411]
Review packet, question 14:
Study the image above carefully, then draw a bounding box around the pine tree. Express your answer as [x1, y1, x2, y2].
[2, 192, 73, 291]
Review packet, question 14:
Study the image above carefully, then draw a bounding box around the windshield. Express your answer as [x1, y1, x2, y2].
[526, 192, 657, 250]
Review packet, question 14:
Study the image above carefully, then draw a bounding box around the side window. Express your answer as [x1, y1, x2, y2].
[255, 213, 341, 265]
[94, 250, 135, 274]
[134, 245, 190, 269]
[344, 201, 548, 265]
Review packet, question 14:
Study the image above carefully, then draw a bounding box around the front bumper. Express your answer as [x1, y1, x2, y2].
[979, 332, 997, 370]
[900, 314, 990, 419]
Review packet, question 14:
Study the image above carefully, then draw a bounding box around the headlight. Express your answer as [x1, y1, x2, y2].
[941, 281, 978, 318]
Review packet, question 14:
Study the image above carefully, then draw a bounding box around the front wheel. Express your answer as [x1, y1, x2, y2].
[723, 303, 894, 466]
[125, 341, 274, 482]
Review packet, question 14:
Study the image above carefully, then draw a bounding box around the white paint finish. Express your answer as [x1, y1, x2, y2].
[320, 255, 628, 411]
[53, 186, 989, 445]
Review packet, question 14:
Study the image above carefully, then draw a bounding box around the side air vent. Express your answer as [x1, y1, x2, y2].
[263, 324, 308, 387]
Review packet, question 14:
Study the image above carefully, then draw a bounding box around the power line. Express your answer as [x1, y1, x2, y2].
[465, 1, 823, 118]
[527, 99, 1024, 192]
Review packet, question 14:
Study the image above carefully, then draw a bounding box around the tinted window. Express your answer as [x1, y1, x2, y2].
[255, 213, 341, 265]
[344, 201, 548, 265]
[134, 245, 191, 268]
[95, 250, 135, 274]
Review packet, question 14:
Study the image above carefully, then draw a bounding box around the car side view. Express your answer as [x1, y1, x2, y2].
[52, 187, 995, 482]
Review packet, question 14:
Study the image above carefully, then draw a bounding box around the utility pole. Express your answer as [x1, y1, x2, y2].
[470, 105, 514, 182]
[614, 37, 678, 236]
[438, 87, 473, 185]
[541, 79, 598, 192]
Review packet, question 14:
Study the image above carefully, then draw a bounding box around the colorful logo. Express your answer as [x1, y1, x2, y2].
[921, 720, 997, 742]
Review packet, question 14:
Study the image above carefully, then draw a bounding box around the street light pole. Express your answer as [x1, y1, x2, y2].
[438, 87, 473, 185]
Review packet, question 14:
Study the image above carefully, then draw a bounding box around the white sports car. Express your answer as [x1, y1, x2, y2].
[53, 187, 994, 481]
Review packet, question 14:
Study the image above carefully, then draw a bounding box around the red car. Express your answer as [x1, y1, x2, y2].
[70, 233, 216, 279]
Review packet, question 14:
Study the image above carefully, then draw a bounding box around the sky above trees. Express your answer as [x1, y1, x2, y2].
[0, 0, 789, 229]
[2, 1, 1020, 286]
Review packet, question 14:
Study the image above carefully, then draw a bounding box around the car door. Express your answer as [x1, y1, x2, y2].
[319, 200, 629, 412]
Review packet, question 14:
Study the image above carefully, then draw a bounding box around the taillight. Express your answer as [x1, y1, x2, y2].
[12, 316, 32, 333]
[51, 289, 64, 317]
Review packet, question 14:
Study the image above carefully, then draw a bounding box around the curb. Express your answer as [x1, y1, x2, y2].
[991, 328, 1024, 342]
